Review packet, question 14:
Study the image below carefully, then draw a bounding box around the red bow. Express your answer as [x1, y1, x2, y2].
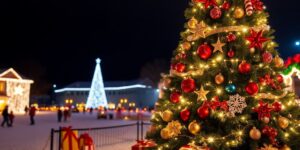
[253, 101, 273, 120]
[259, 74, 281, 90]
[210, 97, 228, 111]
[251, 0, 264, 11]
[194, 0, 217, 9]
[262, 126, 278, 145]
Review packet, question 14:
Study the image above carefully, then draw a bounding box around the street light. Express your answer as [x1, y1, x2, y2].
[295, 41, 300, 46]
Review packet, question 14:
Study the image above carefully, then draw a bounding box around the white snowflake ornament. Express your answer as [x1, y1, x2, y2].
[227, 94, 247, 117]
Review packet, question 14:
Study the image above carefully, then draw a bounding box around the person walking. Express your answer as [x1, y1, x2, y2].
[90, 107, 93, 114]
[57, 109, 63, 122]
[63, 109, 68, 122]
[1, 106, 10, 127]
[9, 111, 14, 127]
[29, 106, 36, 125]
[24, 106, 29, 115]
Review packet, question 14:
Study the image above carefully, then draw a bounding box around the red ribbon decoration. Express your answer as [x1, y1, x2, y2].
[131, 140, 157, 150]
[253, 100, 273, 120]
[259, 74, 281, 90]
[285, 54, 300, 67]
[251, 0, 264, 11]
[61, 126, 78, 150]
[262, 126, 278, 145]
[210, 96, 228, 111]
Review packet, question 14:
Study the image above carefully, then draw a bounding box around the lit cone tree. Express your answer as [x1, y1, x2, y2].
[147, 0, 300, 149]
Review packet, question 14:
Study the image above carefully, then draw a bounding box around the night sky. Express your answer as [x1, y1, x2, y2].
[0, 0, 300, 91]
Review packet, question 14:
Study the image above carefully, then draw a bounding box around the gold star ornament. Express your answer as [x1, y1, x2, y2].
[212, 37, 225, 53]
[187, 21, 209, 41]
[194, 86, 209, 101]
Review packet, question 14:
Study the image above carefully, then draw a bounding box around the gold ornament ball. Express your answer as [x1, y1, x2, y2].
[261, 117, 270, 124]
[182, 42, 192, 51]
[274, 56, 284, 68]
[234, 7, 245, 19]
[188, 120, 201, 135]
[215, 0, 224, 5]
[280, 145, 291, 150]
[249, 127, 261, 140]
[215, 73, 225, 85]
[278, 116, 289, 129]
[250, 48, 256, 54]
[188, 18, 198, 29]
[162, 110, 173, 122]
[160, 128, 172, 139]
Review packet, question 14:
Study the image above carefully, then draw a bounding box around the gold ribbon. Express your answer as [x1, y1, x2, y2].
[187, 24, 270, 41]
[255, 91, 288, 100]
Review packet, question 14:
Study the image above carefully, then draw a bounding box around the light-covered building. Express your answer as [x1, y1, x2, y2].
[0, 68, 33, 113]
[54, 79, 158, 109]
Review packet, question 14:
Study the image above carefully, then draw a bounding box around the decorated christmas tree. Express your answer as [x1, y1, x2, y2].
[86, 58, 108, 109]
[147, 0, 300, 149]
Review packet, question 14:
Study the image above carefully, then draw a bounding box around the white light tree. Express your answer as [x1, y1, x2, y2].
[86, 58, 108, 109]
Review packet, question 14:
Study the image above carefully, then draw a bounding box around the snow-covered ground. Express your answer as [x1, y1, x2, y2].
[0, 111, 151, 150]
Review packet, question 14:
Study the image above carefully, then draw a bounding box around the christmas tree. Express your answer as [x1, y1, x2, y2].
[86, 58, 108, 109]
[147, 0, 300, 149]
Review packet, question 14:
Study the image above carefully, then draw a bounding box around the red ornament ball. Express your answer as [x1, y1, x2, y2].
[227, 49, 235, 58]
[170, 92, 181, 103]
[262, 52, 273, 63]
[210, 7, 222, 19]
[272, 102, 282, 112]
[245, 82, 259, 95]
[197, 105, 210, 119]
[276, 74, 284, 83]
[227, 33, 237, 42]
[175, 63, 186, 73]
[181, 78, 196, 93]
[238, 61, 251, 74]
[197, 44, 212, 60]
[222, 1, 231, 10]
[180, 108, 191, 122]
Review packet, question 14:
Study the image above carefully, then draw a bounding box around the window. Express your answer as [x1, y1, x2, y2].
[0, 81, 6, 95]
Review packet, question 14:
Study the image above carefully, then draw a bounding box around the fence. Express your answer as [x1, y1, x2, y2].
[50, 121, 152, 150]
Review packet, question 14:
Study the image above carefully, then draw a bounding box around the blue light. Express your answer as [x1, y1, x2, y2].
[295, 41, 300, 46]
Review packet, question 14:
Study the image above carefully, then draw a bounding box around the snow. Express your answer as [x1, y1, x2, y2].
[0, 111, 151, 150]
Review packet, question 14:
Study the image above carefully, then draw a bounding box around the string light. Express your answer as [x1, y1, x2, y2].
[216, 88, 223, 95]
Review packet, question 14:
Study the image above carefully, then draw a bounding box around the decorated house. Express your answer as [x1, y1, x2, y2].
[282, 55, 300, 96]
[0, 68, 34, 113]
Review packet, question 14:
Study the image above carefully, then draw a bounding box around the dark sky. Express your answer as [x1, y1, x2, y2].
[0, 0, 300, 88]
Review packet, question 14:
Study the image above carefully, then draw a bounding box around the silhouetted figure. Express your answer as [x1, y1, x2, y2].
[90, 108, 93, 114]
[63, 109, 68, 122]
[57, 109, 63, 122]
[83, 108, 86, 114]
[1, 106, 10, 127]
[117, 108, 122, 119]
[24, 106, 29, 115]
[9, 111, 14, 126]
[29, 106, 36, 125]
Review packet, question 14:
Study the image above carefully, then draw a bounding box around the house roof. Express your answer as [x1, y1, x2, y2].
[0, 68, 33, 83]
